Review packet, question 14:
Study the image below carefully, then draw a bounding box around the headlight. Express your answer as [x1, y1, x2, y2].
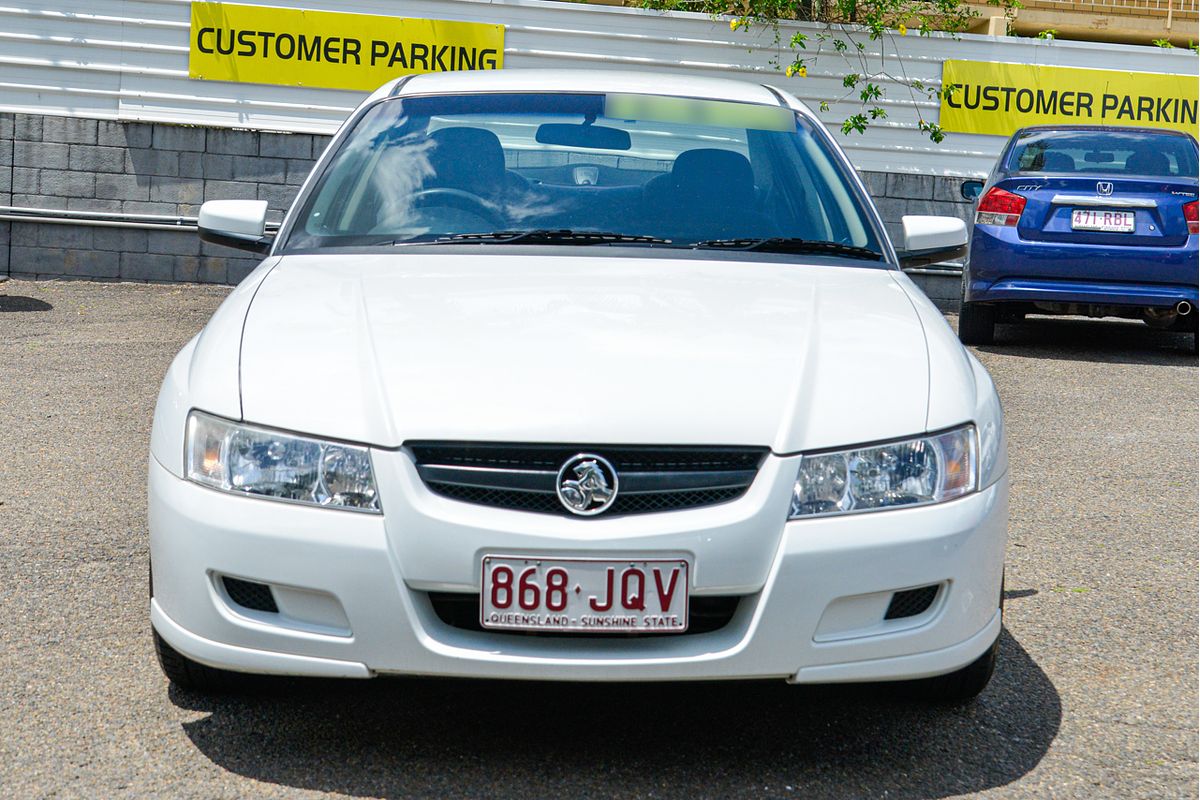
[789, 425, 976, 519]
[185, 410, 380, 513]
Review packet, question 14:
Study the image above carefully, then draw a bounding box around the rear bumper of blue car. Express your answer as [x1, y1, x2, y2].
[966, 225, 1199, 308]
[971, 277, 1198, 308]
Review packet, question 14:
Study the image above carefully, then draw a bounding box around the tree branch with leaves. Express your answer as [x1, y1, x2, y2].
[640, 0, 1021, 142]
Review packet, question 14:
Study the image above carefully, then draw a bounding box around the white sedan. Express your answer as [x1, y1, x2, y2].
[149, 69, 1008, 701]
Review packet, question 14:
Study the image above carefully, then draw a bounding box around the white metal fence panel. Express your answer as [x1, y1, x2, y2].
[0, 0, 1195, 176]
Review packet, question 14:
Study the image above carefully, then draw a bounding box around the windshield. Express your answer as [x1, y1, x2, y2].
[284, 92, 883, 257]
[1007, 129, 1198, 177]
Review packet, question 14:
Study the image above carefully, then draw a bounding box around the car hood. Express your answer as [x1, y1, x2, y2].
[237, 254, 931, 452]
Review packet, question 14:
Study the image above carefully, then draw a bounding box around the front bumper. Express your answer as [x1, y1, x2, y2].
[149, 454, 1008, 684]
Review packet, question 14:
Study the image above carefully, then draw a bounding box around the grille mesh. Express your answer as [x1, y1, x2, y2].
[884, 584, 939, 620]
[610, 487, 746, 514]
[427, 592, 741, 637]
[222, 576, 279, 613]
[428, 483, 746, 515]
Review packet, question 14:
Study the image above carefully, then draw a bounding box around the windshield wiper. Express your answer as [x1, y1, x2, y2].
[435, 229, 672, 246]
[692, 237, 883, 261]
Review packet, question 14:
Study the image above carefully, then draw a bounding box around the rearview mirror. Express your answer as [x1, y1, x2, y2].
[197, 200, 273, 254]
[535, 123, 631, 151]
[897, 215, 968, 269]
[960, 179, 984, 201]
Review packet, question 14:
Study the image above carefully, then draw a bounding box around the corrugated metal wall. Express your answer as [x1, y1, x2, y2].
[1, 0, 1195, 176]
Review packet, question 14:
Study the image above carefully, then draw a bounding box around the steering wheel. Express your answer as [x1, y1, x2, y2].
[409, 187, 504, 228]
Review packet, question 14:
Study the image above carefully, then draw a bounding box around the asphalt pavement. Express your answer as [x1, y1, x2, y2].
[0, 278, 1196, 799]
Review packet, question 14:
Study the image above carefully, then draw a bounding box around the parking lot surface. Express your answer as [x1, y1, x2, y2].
[1, 278, 1196, 799]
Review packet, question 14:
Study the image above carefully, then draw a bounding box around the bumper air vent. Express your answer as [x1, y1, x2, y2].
[884, 584, 940, 620]
[222, 576, 279, 613]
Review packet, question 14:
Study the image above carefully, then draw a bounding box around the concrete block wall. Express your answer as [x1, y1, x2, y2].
[0, 113, 971, 307]
[860, 171, 975, 239]
[861, 170, 975, 311]
[0, 113, 330, 285]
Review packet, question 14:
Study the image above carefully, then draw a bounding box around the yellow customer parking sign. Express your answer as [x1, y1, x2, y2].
[940, 60, 1197, 137]
[189, 2, 504, 91]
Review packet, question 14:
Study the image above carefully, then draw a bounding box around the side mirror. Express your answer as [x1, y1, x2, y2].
[897, 215, 968, 269]
[197, 200, 273, 254]
[961, 179, 984, 201]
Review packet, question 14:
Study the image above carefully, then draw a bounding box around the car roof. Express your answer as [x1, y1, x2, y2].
[387, 68, 788, 109]
[1013, 124, 1194, 138]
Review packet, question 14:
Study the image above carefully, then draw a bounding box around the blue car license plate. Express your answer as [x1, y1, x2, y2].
[1071, 209, 1135, 233]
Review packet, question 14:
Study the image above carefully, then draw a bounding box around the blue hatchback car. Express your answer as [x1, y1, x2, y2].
[959, 125, 1198, 351]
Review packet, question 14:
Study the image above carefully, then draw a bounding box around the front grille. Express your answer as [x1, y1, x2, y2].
[222, 576, 278, 613]
[409, 442, 767, 517]
[427, 592, 741, 637]
[884, 584, 939, 620]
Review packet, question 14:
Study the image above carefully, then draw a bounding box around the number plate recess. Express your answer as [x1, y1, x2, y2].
[480, 556, 690, 634]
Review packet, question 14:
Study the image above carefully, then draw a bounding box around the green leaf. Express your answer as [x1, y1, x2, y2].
[841, 114, 868, 136]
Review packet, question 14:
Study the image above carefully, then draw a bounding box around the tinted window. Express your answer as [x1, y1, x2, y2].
[1007, 129, 1198, 177]
[285, 92, 881, 256]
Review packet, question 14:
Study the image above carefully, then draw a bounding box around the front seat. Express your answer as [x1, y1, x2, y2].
[425, 127, 530, 206]
[643, 148, 776, 239]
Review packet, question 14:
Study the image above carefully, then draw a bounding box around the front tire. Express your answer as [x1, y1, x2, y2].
[958, 302, 996, 345]
[153, 628, 264, 693]
[909, 635, 999, 703]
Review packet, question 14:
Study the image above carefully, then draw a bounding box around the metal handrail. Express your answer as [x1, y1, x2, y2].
[0, 205, 281, 232]
[1018, 0, 1198, 13]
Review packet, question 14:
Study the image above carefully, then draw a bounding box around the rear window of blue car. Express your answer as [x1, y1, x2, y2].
[1007, 130, 1198, 178]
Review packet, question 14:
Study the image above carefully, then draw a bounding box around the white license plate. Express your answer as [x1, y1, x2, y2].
[480, 556, 689, 633]
[1071, 208, 1135, 233]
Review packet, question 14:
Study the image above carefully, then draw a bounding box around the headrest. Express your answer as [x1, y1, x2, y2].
[671, 149, 755, 206]
[426, 127, 506, 195]
[1124, 150, 1170, 176]
[1039, 151, 1075, 172]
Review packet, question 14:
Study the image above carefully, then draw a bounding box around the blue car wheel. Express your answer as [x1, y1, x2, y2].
[958, 299, 996, 345]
